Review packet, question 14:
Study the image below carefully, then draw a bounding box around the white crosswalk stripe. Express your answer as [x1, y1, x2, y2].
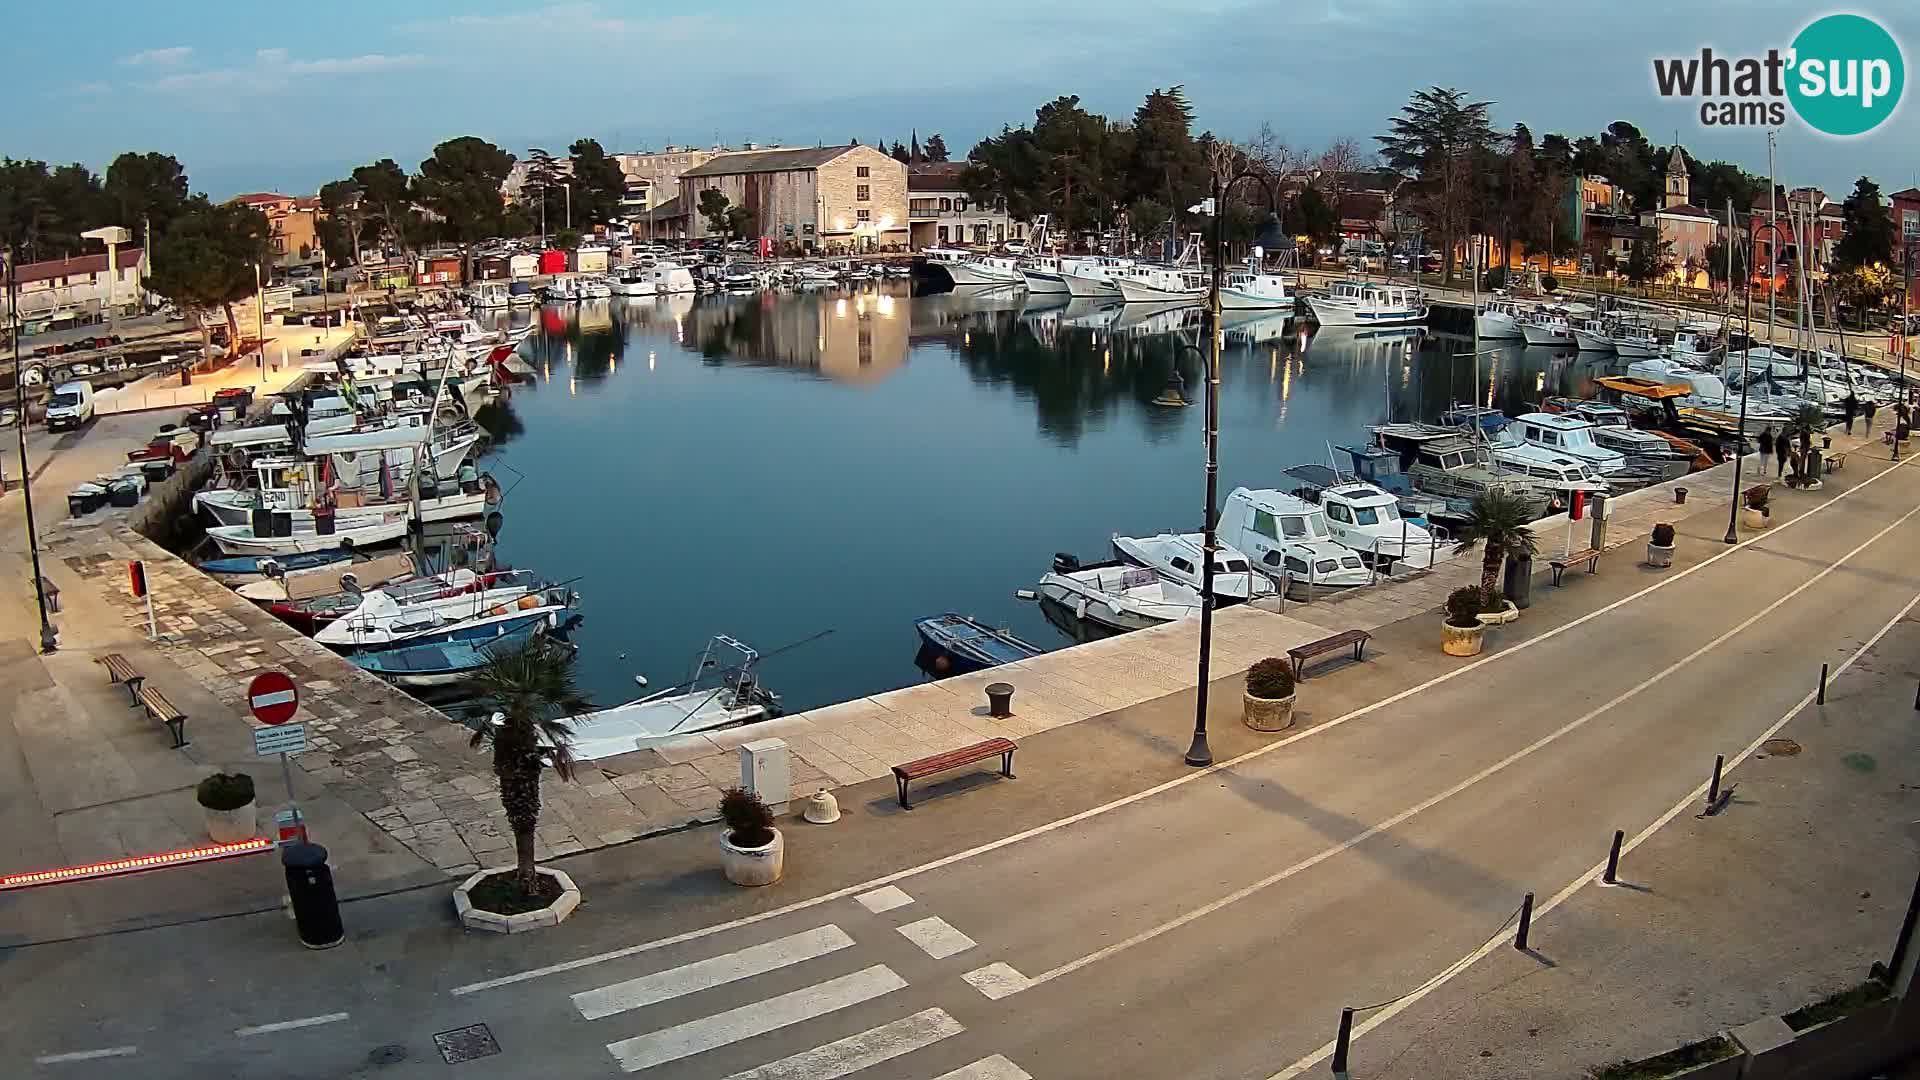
[717, 1007, 963, 1080]
[574, 925, 855, 1020]
[604, 964, 908, 1073]
[933, 1055, 1036, 1080]
[896, 916, 976, 960]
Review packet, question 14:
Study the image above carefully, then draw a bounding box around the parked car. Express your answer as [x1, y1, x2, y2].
[44, 381, 96, 431]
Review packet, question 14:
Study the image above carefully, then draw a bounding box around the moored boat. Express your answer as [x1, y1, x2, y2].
[914, 613, 1042, 675]
[1037, 554, 1203, 633]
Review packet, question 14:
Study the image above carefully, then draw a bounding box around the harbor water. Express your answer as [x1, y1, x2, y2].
[478, 283, 1618, 715]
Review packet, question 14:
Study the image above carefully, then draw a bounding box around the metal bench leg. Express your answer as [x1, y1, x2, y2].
[1587, 559, 1599, 575]
[125, 677, 144, 706]
[167, 720, 187, 749]
[1001, 750, 1016, 779]
[897, 775, 912, 810]
[1292, 657, 1303, 679]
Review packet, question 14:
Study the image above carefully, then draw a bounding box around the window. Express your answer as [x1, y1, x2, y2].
[937, 226, 949, 243]
[1316, 559, 1339, 574]
[1170, 557, 1194, 574]
[1905, 210, 1919, 239]
[856, 165, 871, 178]
[856, 185, 870, 201]
[1223, 559, 1249, 573]
[1283, 556, 1310, 574]
[1280, 516, 1309, 539]
[1353, 505, 1380, 526]
[856, 209, 871, 222]
[1325, 504, 1353, 524]
[939, 198, 952, 212]
[1252, 510, 1280, 539]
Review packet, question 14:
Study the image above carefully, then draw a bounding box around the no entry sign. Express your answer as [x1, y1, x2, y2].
[248, 671, 299, 725]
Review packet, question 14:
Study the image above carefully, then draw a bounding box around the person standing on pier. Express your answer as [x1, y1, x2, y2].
[1843, 393, 1860, 435]
[1776, 427, 1793, 478]
[1865, 399, 1879, 436]
[1757, 426, 1775, 467]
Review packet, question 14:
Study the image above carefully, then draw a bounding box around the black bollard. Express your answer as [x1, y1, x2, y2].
[1707, 754, 1725, 807]
[1603, 829, 1624, 885]
[1913, 680, 1919, 711]
[1330, 1007, 1354, 1077]
[282, 841, 344, 949]
[1514, 891, 1535, 951]
[1818, 663, 1829, 705]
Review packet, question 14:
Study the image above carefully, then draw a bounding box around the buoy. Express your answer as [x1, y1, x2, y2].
[633, 675, 648, 687]
[803, 789, 841, 824]
[1013, 589, 1038, 601]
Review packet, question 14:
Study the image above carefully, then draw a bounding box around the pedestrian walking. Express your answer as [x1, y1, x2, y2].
[1843, 393, 1859, 434]
[1757, 426, 1776, 464]
[1865, 399, 1879, 435]
[1776, 428, 1792, 478]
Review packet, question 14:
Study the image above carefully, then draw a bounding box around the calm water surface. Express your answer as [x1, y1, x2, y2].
[475, 285, 1614, 714]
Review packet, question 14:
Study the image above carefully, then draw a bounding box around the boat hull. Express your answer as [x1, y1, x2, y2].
[206, 519, 409, 556]
[942, 262, 1022, 287]
[1521, 323, 1572, 347]
[1113, 277, 1204, 305]
[1475, 313, 1524, 339]
[1063, 270, 1119, 298]
[1035, 577, 1191, 633]
[1572, 329, 1615, 352]
[1021, 270, 1072, 295]
[1306, 297, 1426, 327]
[1220, 288, 1295, 311]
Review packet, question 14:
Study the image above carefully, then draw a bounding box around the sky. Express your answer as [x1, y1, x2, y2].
[4, 0, 1916, 201]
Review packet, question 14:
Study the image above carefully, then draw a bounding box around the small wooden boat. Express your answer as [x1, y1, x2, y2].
[349, 616, 549, 688]
[200, 548, 352, 585]
[205, 513, 409, 556]
[914, 613, 1042, 676]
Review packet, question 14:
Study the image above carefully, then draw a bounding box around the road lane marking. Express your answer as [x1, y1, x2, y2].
[934, 1054, 1037, 1080]
[604, 964, 907, 1073]
[1006, 497, 1920, 994]
[718, 1007, 963, 1080]
[233, 1012, 349, 1037]
[34, 1047, 137, 1064]
[450, 456, 1918, 998]
[962, 963, 1033, 1000]
[854, 885, 914, 914]
[1268, 583, 1920, 1079]
[896, 916, 976, 959]
[574, 925, 855, 1020]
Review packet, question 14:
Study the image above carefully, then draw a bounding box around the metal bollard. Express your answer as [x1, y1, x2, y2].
[1818, 663, 1829, 705]
[1514, 891, 1535, 951]
[1913, 680, 1919, 711]
[282, 842, 344, 949]
[1603, 830, 1624, 885]
[1707, 754, 1724, 807]
[1330, 1007, 1355, 1078]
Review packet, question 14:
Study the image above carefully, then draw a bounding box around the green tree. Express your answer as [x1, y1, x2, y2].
[1704, 239, 1749, 290]
[416, 137, 514, 281]
[725, 205, 754, 238]
[103, 152, 189, 239]
[1623, 234, 1674, 286]
[923, 133, 950, 162]
[1834, 176, 1896, 270]
[461, 638, 591, 894]
[0, 158, 104, 260]
[1376, 86, 1497, 282]
[146, 196, 269, 348]
[344, 158, 419, 259]
[1128, 86, 1207, 216]
[1290, 186, 1338, 243]
[567, 138, 628, 227]
[1832, 261, 1895, 323]
[697, 188, 734, 236]
[1452, 489, 1539, 598]
[553, 227, 581, 250]
[889, 141, 910, 164]
[316, 179, 363, 266]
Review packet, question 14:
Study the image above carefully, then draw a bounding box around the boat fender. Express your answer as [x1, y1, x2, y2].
[1013, 589, 1038, 601]
[1075, 598, 1089, 620]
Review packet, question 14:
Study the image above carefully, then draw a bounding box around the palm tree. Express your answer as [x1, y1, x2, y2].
[463, 638, 592, 893]
[1453, 489, 1540, 598]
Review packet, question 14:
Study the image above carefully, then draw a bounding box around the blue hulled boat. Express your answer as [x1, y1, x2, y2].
[349, 616, 550, 688]
[199, 548, 351, 584]
[914, 613, 1042, 676]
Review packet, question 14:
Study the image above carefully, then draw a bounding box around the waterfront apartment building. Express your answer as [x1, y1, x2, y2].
[1637, 147, 1727, 287]
[0, 248, 151, 321]
[679, 145, 907, 252]
[907, 163, 1025, 249]
[233, 192, 323, 271]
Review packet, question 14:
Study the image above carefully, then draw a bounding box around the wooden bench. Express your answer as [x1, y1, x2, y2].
[1826, 451, 1848, 473]
[98, 653, 145, 705]
[1549, 548, 1601, 586]
[1288, 629, 1372, 679]
[893, 738, 1016, 810]
[135, 685, 188, 748]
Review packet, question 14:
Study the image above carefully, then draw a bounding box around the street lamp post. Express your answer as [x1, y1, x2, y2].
[5, 247, 56, 653]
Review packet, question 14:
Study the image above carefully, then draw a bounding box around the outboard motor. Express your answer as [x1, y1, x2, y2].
[1052, 553, 1081, 574]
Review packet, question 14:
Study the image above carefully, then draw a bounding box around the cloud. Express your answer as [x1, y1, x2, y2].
[121, 46, 192, 67]
[400, 3, 716, 43]
[147, 51, 427, 94]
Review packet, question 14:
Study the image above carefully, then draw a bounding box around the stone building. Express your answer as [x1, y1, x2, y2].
[907, 162, 1025, 249]
[678, 145, 908, 252]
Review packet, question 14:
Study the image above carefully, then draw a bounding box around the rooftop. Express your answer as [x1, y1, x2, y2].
[8, 248, 144, 286]
[909, 162, 968, 191]
[681, 145, 862, 179]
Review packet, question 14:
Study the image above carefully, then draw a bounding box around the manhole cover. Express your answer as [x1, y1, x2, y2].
[367, 1044, 407, 1066]
[434, 1024, 501, 1064]
[1762, 738, 1802, 756]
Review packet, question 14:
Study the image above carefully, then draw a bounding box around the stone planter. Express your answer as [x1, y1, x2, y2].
[1741, 506, 1771, 530]
[1647, 542, 1674, 568]
[1476, 600, 1519, 626]
[721, 827, 785, 887]
[1442, 619, 1484, 656]
[454, 866, 582, 933]
[1243, 690, 1296, 732]
[203, 800, 257, 843]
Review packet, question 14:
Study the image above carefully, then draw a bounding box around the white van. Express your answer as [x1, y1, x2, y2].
[45, 381, 96, 431]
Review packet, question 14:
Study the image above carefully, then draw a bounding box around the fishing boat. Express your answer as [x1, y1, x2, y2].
[1215, 489, 1376, 595]
[199, 548, 352, 586]
[1112, 266, 1209, 304]
[205, 511, 411, 557]
[1571, 316, 1615, 352]
[1305, 281, 1426, 327]
[1019, 255, 1077, 296]
[1520, 304, 1590, 347]
[1219, 270, 1298, 311]
[314, 569, 545, 648]
[941, 252, 1024, 287]
[1669, 321, 1724, 363]
[1037, 555, 1203, 633]
[914, 614, 1042, 675]
[563, 636, 783, 761]
[1475, 297, 1531, 339]
[1540, 398, 1701, 478]
[1060, 257, 1136, 298]
[1275, 469, 1453, 571]
[1110, 532, 1278, 603]
[1369, 426, 1555, 520]
[543, 276, 582, 303]
[349, 616, 550, 689]
[1504, 412, 1629, 475]
[237, 552, 416, 605]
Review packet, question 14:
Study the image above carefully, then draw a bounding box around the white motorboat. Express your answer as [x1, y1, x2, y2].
[1607, 318, 1663, 358]
[1216, 488, 1379, 595]
[791, 263, 839, 284]
[543, 276, 582, 303]
[1305, 280, 1426, 327]
[236, 552, 417, 604]
[1475, 297, 1530, 339]
[610, 266, 655, 296]
[1669, 321, 1724, 363]
[1543, 401, 1695, 480]
[1037, 555, 1203, 633]
[467, 282, 511, 310]
[1520, 304, 1590, 347]
[1061, 257, 1135, 298]
[562, 636, 780, 762]
[1112, 266, 1209, 304]
[302, 416, 484, 487]
[315, 569, 547, 647]
[1020, 255, 1076, 296]
[943, 251, 1024, 287]
[194, 479, 492, 529]
[1110, 532, 1278, 603]
[1219, 270, 1297, 311]
[205, 512, 410, 556]
[1487, 430, 1612, 498]
[1505, 411, 1629, 475]
[578, 276, 612, 300]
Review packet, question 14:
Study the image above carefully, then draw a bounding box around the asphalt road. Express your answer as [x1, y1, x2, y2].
[7, 456, 1920, 1079]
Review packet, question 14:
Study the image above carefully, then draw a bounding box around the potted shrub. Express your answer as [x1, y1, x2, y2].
[1452, 490, 1538, 615]
[1741, 486, 1771, 530]
[196, 772, 257, 842]
[719, 787, 784, 887]
[1442, 586, 1489, 656]
[1647, 522, 1676, 568]
[1243, 658, 1297, 731]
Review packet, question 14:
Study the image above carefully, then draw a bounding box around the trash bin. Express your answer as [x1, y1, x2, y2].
[1503, 554, 1533, 610]
[281, 842, 344, 949]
